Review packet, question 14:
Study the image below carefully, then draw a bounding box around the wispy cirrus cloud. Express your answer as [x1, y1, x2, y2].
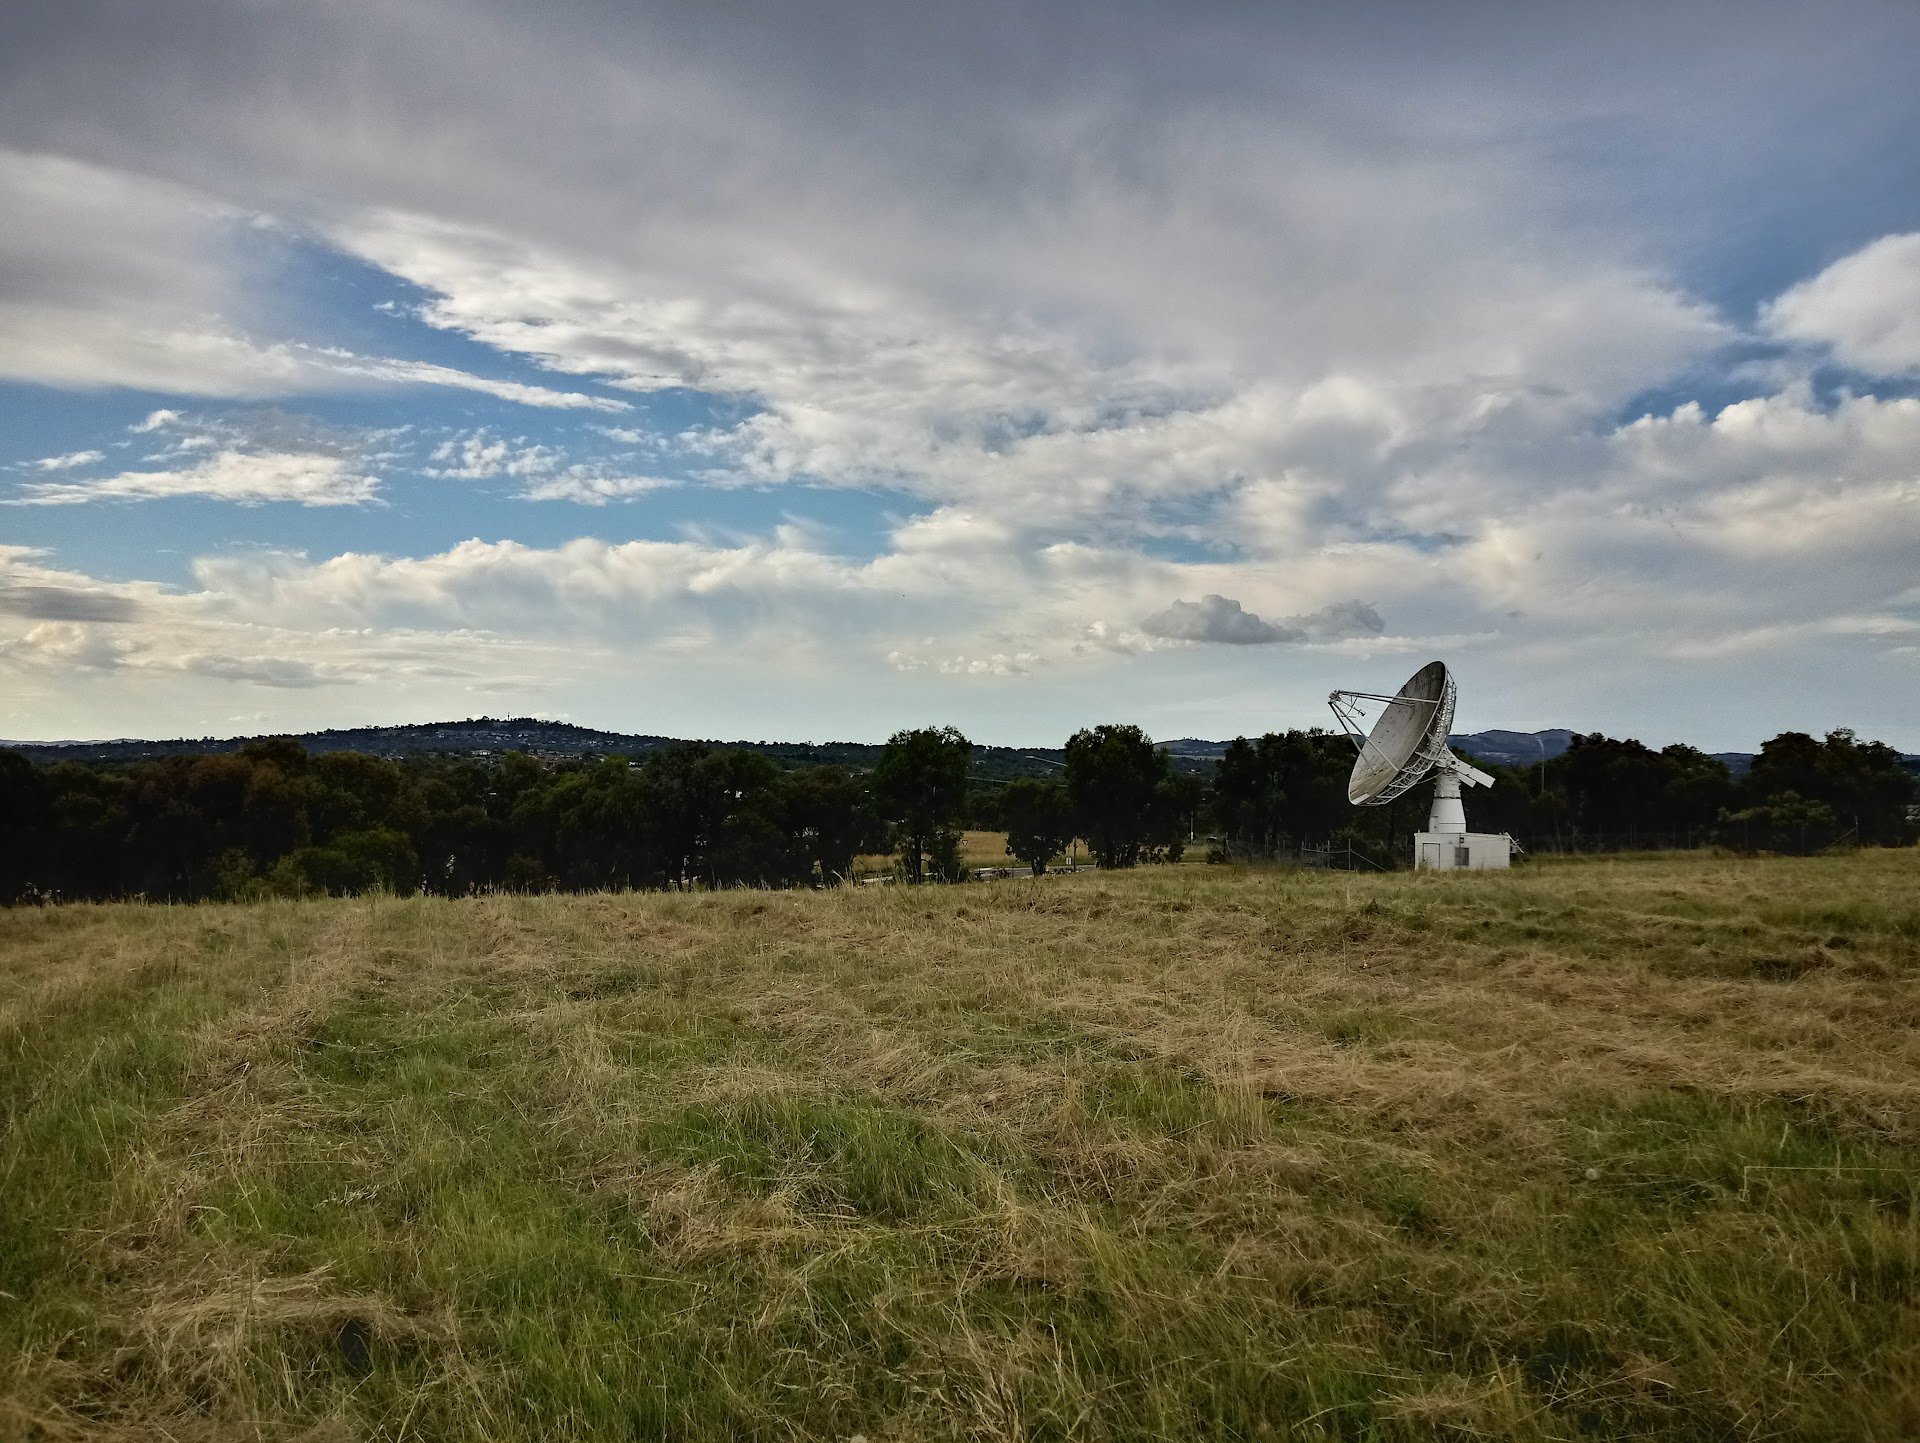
[311, 351, 629, 412]
[28, 449, 104, 471]
[12, 450, 382, 507]
[0, 150, 630, 411]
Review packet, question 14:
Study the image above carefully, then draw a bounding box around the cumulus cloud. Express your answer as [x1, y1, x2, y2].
[1764, 233, 1920, 376]
[11, 450, 382, 506]
[1141, 594, 1385, 645]
[1143, 595, 1291, 644]
[427, 432, 558, 480]
[0, 547, 552, 715]
[1292, 600, 1391, 642]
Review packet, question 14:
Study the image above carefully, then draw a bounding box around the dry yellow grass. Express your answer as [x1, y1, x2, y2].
[959, 829, 1014, 867]
[2, 851, 1917, 1440]
[855, 831, 1074, 875]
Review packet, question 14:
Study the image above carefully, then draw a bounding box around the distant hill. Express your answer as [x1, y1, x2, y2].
[1448, 728, 1578, 769]
[1158, 738, 1232, 760]
[1163, 729, 1590, 770]
[7, 720, 1909, 782]
[0, 718, 1116, 784]
[1451, 731, 1920, 778]
[1447, 728, 1773, 774]
[3, 718, 677, 766]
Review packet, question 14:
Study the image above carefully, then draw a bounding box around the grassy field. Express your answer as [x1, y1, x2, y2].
[860, 831, 1059, 875]
[3, 852, 1918, 1441]
[959, 831, 1016, 868]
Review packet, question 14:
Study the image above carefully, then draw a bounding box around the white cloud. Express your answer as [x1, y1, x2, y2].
[0, 150, 271, 396]
[313, 352, 630, 411]
[1607, 389, 1920, 555]
[11, 450, 382, 507]
[0, 546, 550, 710]
[519, 470, 677, 504]
[0, 583, 140, 622]
[427, 432, 558, 479]
[1141, 594, 1386, 645]
[0, 150, 633, 410]
[421, 431, 674, 502]
[1142, 595, 1289, 644]
[326, 200, 1720, 546]
[178, 653, 368, 688]
[2, 8, 1919, 745]
[29, 449, 103, 470]
[1763, 232, 1920, 375]
[937, 652, 1037, 677]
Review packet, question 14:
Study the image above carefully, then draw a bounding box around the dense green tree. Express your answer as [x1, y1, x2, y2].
[1720, 789, 1841, 855]
[783, 766, 883, 884]
[1211, 731, 1351, 858]
[413, 761, 503, 895]
[874, 727, 972, 883]
[1553, 734, 1735, 845]
[1659, 744, 1738, 834]
[702, 750, 791, 888]
[1065, 724, 1169, 869]
[1746, 730, 1914, 846]
[286, 828, 421, 896]
[44, 762, 133, 897]
[999, 779, 1073, 873]
[0, 750, 51, 903]
[635, 744, 770, 888]
[1213, 737, 1283, 858]
[532, 756, 656, 890]
[310, 751, 417, 838]
[1149, 770, 1205, 862]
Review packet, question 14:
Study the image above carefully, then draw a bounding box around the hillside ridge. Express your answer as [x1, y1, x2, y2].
[10, 718, 1911, 777]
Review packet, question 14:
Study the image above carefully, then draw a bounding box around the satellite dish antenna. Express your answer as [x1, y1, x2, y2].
[1329, 660, 1506, 867]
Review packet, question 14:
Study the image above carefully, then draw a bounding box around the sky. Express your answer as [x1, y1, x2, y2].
[3, 0, 1919, 750]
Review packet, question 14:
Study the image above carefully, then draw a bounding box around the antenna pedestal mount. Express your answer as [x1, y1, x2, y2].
[1428, 769, 1467, 835]
[1421, 753, 1493, 833]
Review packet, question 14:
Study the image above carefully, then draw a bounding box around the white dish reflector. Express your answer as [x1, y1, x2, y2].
[1333, 660, 1457, 805]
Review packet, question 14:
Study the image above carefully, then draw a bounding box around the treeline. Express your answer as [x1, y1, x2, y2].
[0, 738, 880, 905]
[1, 723, 1911, 903]
[0, 724, 1193, 904]
[1203, 726, 1916, 863]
